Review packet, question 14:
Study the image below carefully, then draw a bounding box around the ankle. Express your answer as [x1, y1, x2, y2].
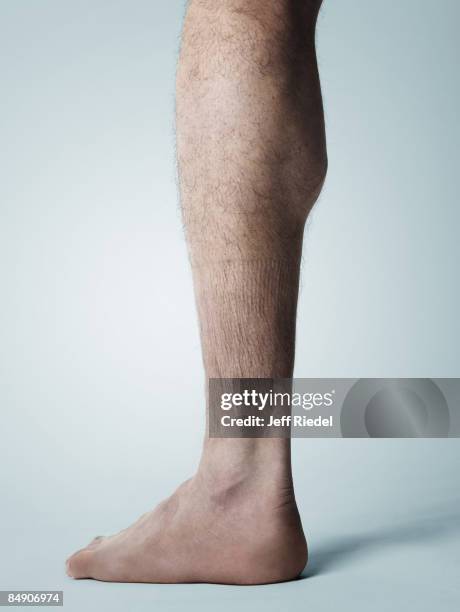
[197, 438, 294, 498]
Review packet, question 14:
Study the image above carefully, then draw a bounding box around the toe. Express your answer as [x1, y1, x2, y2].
[87, 535, 105, 549]
[66, 549, 95, 579]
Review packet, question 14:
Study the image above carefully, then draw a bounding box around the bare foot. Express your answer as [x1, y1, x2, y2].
[66, 447, 307, 585]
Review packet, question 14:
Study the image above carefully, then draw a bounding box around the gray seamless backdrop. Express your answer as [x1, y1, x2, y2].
[1, 2, 459, 611]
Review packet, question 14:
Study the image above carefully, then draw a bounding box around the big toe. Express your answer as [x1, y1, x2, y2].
[66, 549, 95, 579]
[87, 535, 106, 549]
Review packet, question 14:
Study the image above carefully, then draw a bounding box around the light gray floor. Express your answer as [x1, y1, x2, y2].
[1, 1, 459, 611]
[1, 441, 459, 611]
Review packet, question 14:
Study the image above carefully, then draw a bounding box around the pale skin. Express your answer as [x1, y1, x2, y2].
[67, 0, 327, 585]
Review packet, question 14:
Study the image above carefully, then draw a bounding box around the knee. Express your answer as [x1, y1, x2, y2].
[196, 0, 322, 20]
[182, 1, 321, 70]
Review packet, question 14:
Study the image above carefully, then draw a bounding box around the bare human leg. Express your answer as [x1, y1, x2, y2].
[66, 0, 327, 585]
